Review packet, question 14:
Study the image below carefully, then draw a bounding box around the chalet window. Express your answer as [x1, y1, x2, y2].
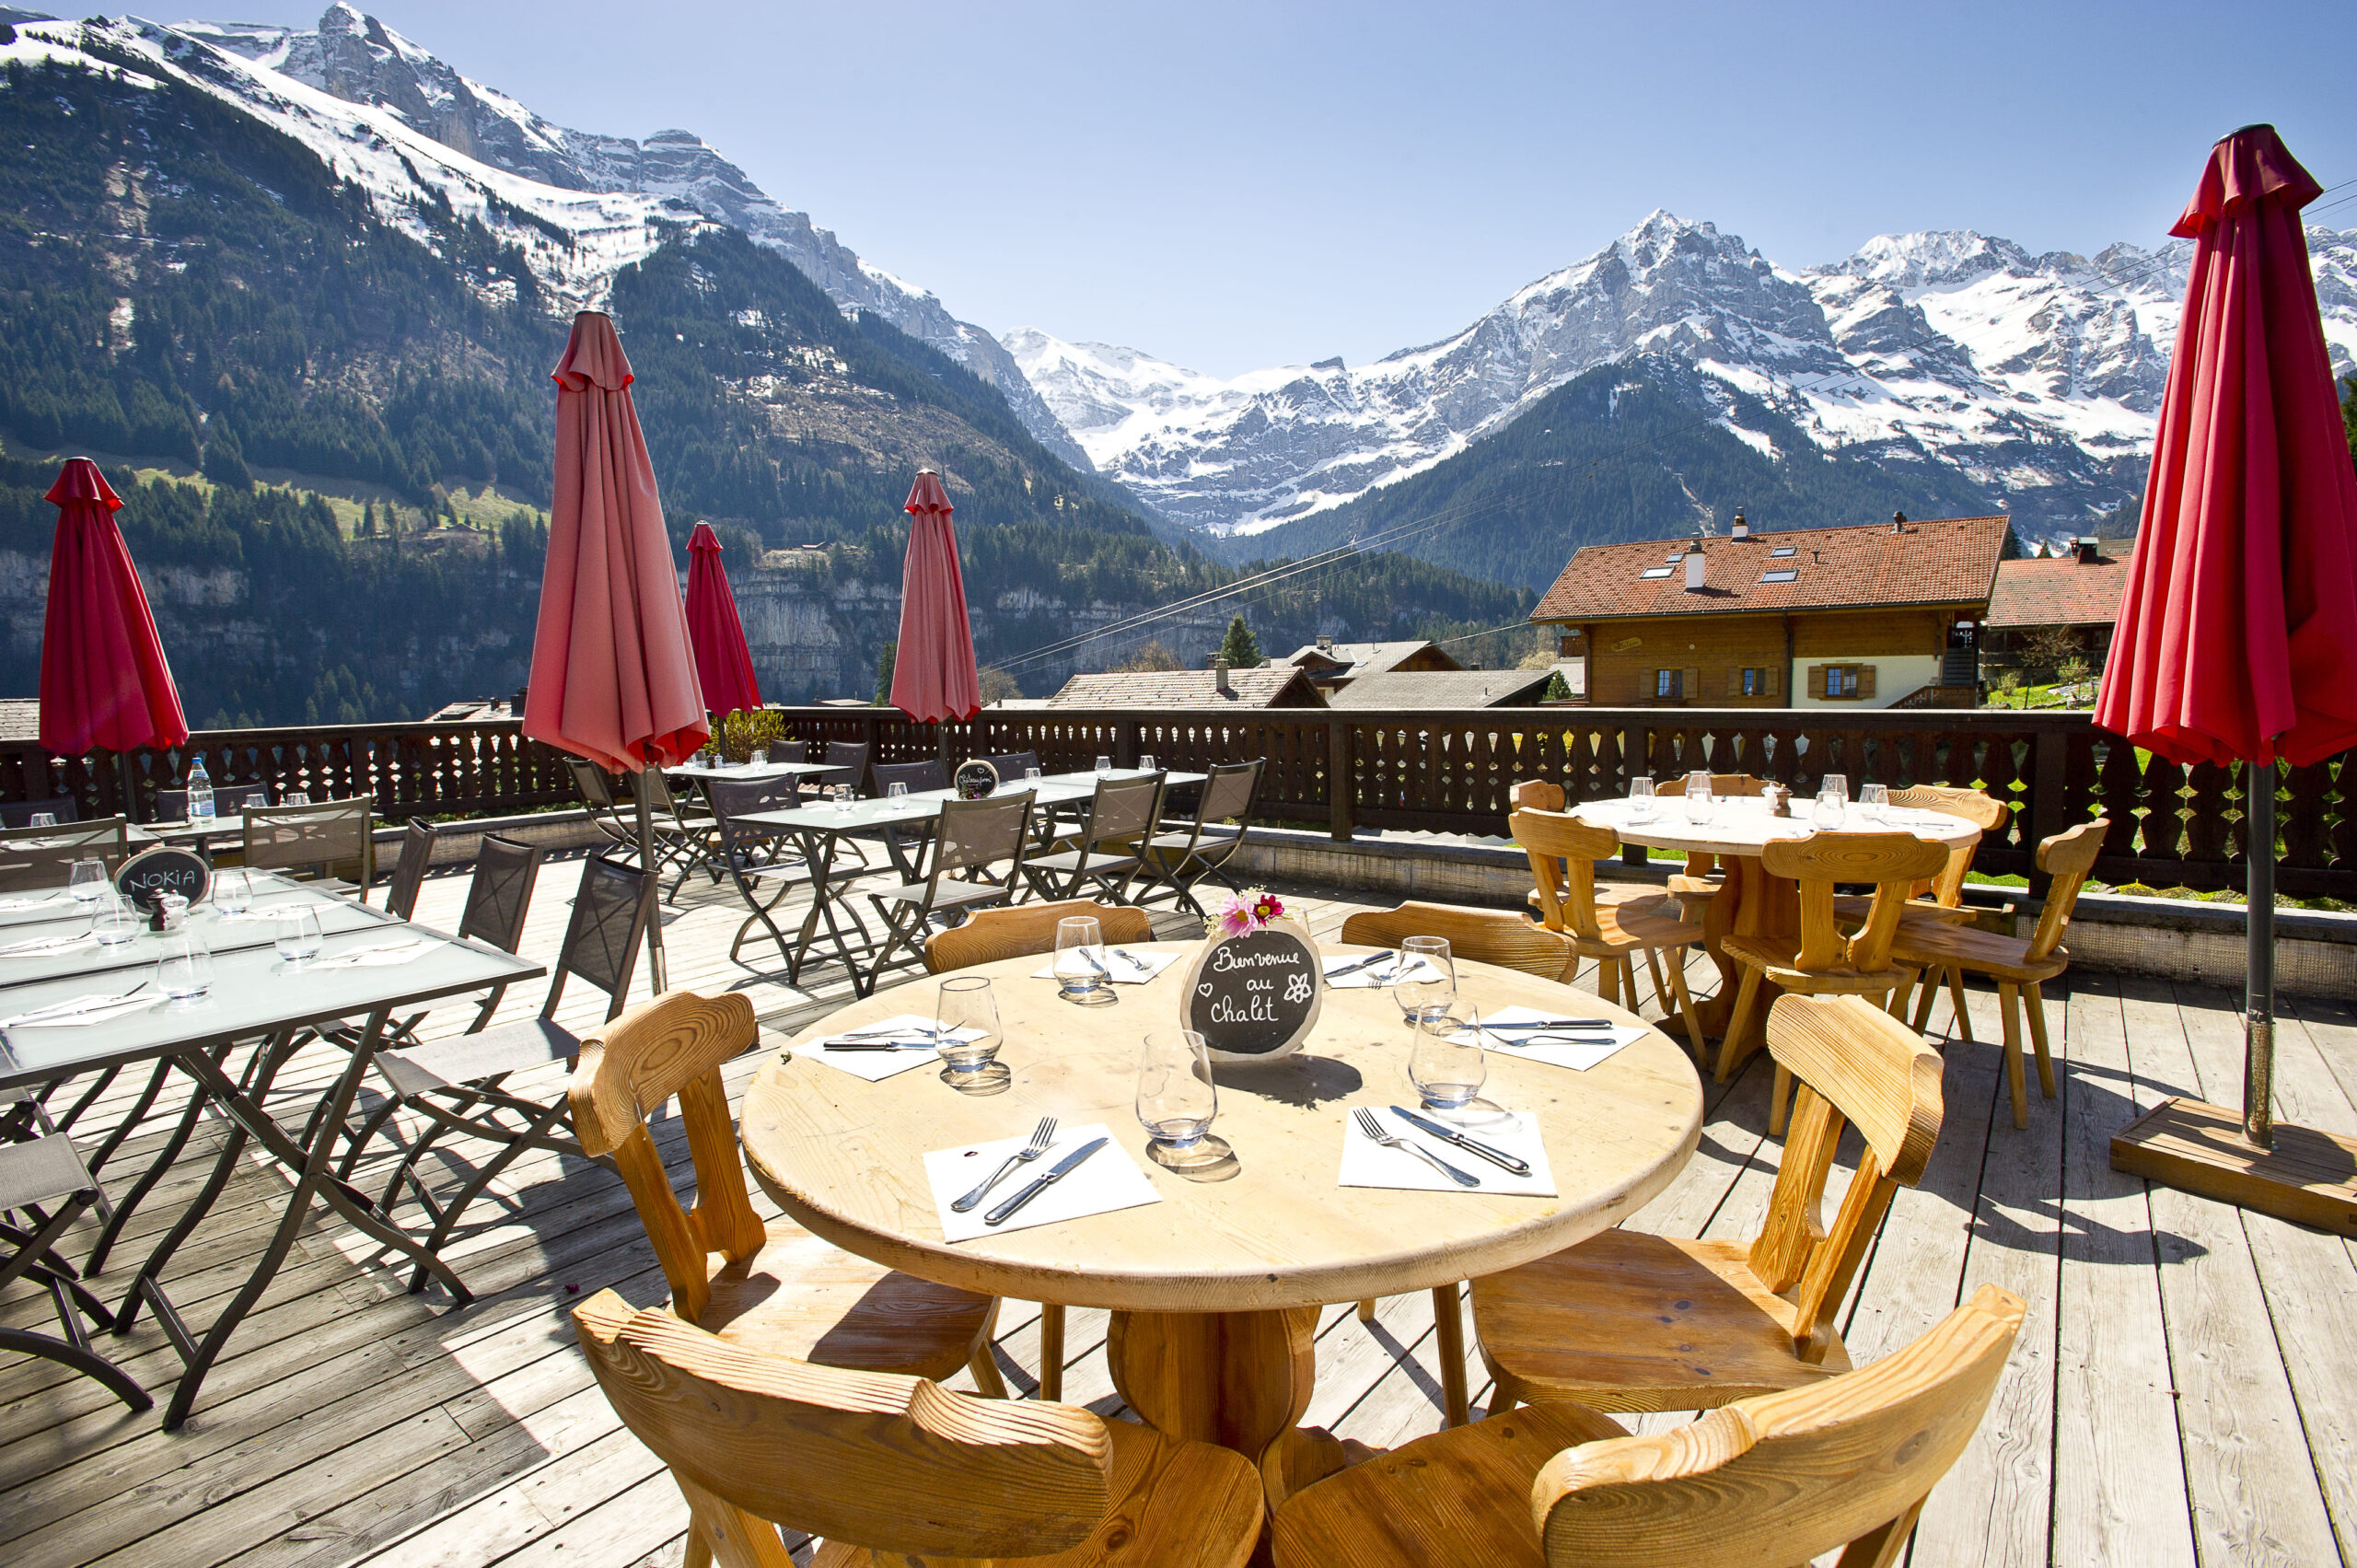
[1806, 663, 1876, 700]
[1729, 666, 1778, 698]
[1655, 668, 1680, 699]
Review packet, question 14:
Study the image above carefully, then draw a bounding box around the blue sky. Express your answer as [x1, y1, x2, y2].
[185, 1, 2357, 377]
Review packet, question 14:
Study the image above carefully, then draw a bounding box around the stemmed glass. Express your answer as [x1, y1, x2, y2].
[1859, 783, 1889, 823]
[157, 928, 214, 1002]
[1409, 1005, 1489, 1120]
[1137, 1028, 1230, 1175]
[274, 906, 323, 968]
[1628, 776, 1656, 822]
[68, 858, 108, 910]
[1393, 935, 1455, 1021]
[1052, 915, 1109, 1005]
[936, 976, 1008, 1094]
[1683, 771, 1714, 825]
[214, 867, 251, 916]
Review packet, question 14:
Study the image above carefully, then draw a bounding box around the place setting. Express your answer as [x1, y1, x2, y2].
[1029, 913, 1181, 998]
[1338, 1004, 1558, 1197]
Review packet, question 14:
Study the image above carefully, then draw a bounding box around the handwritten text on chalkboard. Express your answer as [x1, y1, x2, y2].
[1184, 923, 1321, 1062]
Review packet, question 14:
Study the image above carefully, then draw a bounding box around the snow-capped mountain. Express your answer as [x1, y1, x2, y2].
[1, 6, 1089, 469]
[1010, 211, 2357, 539]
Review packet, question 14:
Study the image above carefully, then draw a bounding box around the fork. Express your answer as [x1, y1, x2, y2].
[952, 1116, 1059, 1213]
[1353, 1108, 1479, 1188]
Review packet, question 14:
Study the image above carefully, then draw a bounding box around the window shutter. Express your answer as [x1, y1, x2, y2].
[1859, 665, 1877, 699]
[1766, 666, 1782, 697]
[1683, 668, 1701, 702]
[1807, 664, 1827, 699]
[1726, 667, 1742, 697]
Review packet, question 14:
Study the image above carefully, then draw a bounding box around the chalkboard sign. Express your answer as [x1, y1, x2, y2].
[1181, 919, 1323, 1064]
[115, 845, 212, 912]
[954, 760, 1000, 800]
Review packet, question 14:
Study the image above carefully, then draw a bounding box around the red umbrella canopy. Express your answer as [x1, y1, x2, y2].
[523, 312, 709, 773]
[888, 469, 982, 723]
[2096, 125, 2357, 768]
[38, 458, 189, 754]
[682, 520, 762, 716]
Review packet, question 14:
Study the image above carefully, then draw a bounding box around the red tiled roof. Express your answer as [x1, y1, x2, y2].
[1985, 547, 2134, 630]
[1531, 516, 2011, 622]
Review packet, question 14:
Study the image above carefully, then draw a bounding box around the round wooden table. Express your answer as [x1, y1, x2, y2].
[740, 943, 1701, 1498]
[1573, 796, 1981, 1040]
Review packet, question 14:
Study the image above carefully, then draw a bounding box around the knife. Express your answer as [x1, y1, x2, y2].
[983, 1137, 1109, 1226]
[821, 1040, 936, 1051]
[1324, 950, 1393, 981]
[1389, 1105, 1532, 1176]
[1479, 1017, 1611, 1031]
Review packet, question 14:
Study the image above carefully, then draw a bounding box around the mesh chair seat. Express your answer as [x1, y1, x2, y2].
[376, 1016, 579, 1100]
[868, 877, 1013, 912]
[0, 1135, 149, 1412]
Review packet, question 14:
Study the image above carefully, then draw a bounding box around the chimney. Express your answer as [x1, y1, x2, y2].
[1891, 510, 1908, 534]
[1729, 510, 1749, 539]
[1683, 540, 1707, 593]
[1214, 657, 1232, 695]
[1317, 633, 1335, 654]
[2075, 538, 2100, 564]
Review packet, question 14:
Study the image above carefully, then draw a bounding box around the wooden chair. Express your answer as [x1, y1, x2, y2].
[567, 989, 1009, 1399]
[1335, 900, 1579, 1428]
[1890, 819, 2108, 1130]
[1511, 780, 1671, 931]
[0, 818, 128, 893]
[1827, 785, 2010, 1044]
[921, 897, 1155, 1401]
[1719, 830, 1949, 1134]
[1471, 993, 1941, 1417]
[574, 1290, 1263, 1568]
[1514, 807, 1708, 1062]
[1273, 1283, 2023, 1568]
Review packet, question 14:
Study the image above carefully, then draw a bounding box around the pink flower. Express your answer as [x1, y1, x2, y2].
[1254, 893, 1284, 922]
[1215, 904, 1254, 938]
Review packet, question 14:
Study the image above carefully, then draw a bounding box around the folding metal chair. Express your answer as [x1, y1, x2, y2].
[1019, 772, 1163, 903]
[864, 791, 1035, 987]
[0, 818, 129, 894]
[242, 798, 375, 889]
[767, 739, 809, 764]
[0, 1133, 149, 1411]
[704, 775, 859, 970]
[1135, 759, 1263, 915]
[872, 760, 948, 796]
[566, 757, 642, 859]
[382, 819, 438, 921]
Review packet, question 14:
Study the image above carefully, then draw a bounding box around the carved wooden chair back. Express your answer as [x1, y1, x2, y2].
[1889, 784, 2009, 903]
[1512, 807, 1622, 944]
[573, 1292, 1115, 1562]
[568, 990, 765, 1325]
[1510, 778, 1565, 811]
[1339, 900, 1573, 982]
[1759, 831, 1951, 976]
[2024, 819, 2107, 962]
[384, 819, 436, 921]
[928, 900, 1154, 972]
[1750, 995, 1942, 1363]
[1533, 1284, 2024, 1567]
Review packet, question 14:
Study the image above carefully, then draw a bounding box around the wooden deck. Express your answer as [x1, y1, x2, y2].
[4, 850, 2354, 1567]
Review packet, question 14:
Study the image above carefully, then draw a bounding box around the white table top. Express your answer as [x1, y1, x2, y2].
[1572, 795, 1982, 857]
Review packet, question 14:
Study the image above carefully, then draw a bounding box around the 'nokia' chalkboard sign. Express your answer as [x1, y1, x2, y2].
[115, 845, 211, 912]
[954, 760, 1000, 800]
[1181, 920, 1323, 1064]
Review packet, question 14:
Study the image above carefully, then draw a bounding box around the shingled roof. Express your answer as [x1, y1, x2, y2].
[1046, 667, 1324, 709]
[1325, 669, 1555, 709]
[1986, 545, 2134, 630]
[1282, 639, 1460, 678]
[1532, 516, 2012, 623]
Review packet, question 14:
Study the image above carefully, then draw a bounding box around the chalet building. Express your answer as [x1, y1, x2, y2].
[1047, 662, 1325, 709]
[1281, 637, 1460, 693]
[1529, 512, 2012, 710]
[1983, 539, 2134, 674]
[1323, 668, 1556, 709]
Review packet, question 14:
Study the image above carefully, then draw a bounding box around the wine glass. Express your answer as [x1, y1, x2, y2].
[1409, 1005, 1487, 1116]
[1052, 915, 1109, 1004]
[935, 976, 1008, 1093]
[1683, 771, 1714, 825]
[1860, 783, 1889, 823]
[93, 895, 140, 948]
[1393, 935, 1456, 1021]
[214, 867, 250, 916]
[274, 906, 323, 968]
[1628, 776, 1656, 822]
[157, 928, 214, 1002]
[68, 858, 108, 909]
[1138, 1029, 1230, 1175]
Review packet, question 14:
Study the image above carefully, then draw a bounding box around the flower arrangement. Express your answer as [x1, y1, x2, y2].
[1204, 887, 1287, 939]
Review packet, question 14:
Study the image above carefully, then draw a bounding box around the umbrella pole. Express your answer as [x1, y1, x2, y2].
[2243, 763, 2275, 1149]
[638, 767, 668, 994]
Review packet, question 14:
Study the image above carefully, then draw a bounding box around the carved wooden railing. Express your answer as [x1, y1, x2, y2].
[3, 706, 2346, 900]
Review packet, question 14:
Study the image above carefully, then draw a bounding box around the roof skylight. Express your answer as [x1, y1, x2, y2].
[1760, 568, 1800, 583]
[1639, 566, 1675, 579]
[1770, 546, 1798, 557]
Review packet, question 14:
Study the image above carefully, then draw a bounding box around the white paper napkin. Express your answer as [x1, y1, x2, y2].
[215, 900, 332, 923]
[923, 1121, 1161, 1241]
[1028, 947, 1181, 985]
[0, 894, 76, 912]
[1469, 1004, 1648, 1072]
[0, 932, 97, 958]
[1339, 1104, 1556, 1196]
[0, 992, 157, 1028]
[1323, 952, 1444, 989]
[800, 1013, 984, 1082]
[308, 936, 435, 969]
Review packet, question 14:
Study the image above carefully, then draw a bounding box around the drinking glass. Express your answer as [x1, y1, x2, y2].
[1025, 766, 1043, 783]
[157, 928, 214, 1002]
[1812, 784, 1845, 830]
[68, 858, 108, 908]
[1859, 783, 1889, 823]
[274, 906, 324, 968]
[214, 867, 251, 916]
[887, 781, 909, 801]
[284, 791, 311, 807]
[29, 812, 55, 829]
[1683, 772, 1714, 825]
[1095, 755, 1113, 774]
[935, 976, 1008, 1093]
[1052, 915, 1109, 1004]
[833, 784, 855, 815]
[1137, 1028, 1230, 1174]
[1393, 935, 1456, 1021]
[1628, 776, 1657, 822]
[93, 895, 140, 947]
[1140, 753, 1158, 772]
[1409, 1005, 1487, 1115]
[1821, 773, 1849, 805]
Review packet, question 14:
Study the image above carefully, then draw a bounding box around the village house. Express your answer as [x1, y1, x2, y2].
[1280, 636, 1461, 694]
[1046, 661, 1326, 709]
[1529, 511, 2012, 709]
[1982, 538, 2135, 678]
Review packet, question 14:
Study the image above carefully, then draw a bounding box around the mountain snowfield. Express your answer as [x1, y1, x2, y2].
[1008, 212, 2357, 539]
[0, 6, 1092, 469]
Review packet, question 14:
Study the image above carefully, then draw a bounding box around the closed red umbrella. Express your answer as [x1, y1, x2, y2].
[888, 470, 982, 723]
[2097, 125, 2357, 1158]
[683, 521, 761, 717]
[38, 458, 189, 758]
[524, 311, 707, 987]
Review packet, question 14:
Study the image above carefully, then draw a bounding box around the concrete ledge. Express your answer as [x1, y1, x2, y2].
[1230, 827, 2356, 999]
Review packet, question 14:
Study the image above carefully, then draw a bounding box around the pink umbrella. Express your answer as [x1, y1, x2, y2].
[525, 311, 707, 987]
[683, 521, 761, 717]
[38, 459, 190, 777]
[888, 470, 981, 723]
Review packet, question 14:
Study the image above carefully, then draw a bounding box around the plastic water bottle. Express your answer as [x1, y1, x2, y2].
[187, 757, 215, 823]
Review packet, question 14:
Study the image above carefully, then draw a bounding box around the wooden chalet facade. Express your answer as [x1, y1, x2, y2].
[1529, 513, 2012, 710]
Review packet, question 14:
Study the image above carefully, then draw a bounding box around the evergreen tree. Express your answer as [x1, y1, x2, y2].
[2342, 374, 2356, 473]
[1214, 616, 1263, 668]
[873, 641, 897, 705]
